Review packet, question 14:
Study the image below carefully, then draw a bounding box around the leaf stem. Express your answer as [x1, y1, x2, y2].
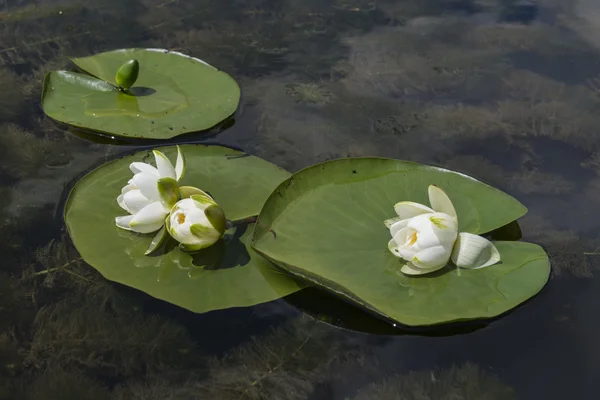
[227, 216, 258, 229]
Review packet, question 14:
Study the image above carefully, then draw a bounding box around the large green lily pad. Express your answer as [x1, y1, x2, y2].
[65, 145, 302, 313]
[42, 49, 240, 139]
[252, 158, 549, 326]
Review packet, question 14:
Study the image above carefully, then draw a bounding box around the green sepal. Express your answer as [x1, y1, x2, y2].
[205, 204, 227, 235]
[145, 225, 168, 255]
[190, 193, 216, 206]
[176, 145, 186, 181]
[190, 223, 216, 239]
[157, 177, 180, 208]
[115, 59, 139, 90]
[179, 241, 214, 253]
[179, 186, 212, 199]
[384, 216, 402, 229]
[164, 213, 172, 232]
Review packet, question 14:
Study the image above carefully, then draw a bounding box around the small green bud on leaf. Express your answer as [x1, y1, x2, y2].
[115, 59, 139, 90]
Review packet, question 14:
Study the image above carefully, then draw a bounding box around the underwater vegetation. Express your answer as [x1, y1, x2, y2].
[0, 67, 26, 121]
[0, 123, 71, 180]
[349, 363, 515, 400]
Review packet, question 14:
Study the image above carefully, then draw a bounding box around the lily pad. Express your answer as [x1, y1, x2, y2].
[64, 145, 302, 313]
[42, 49, 240, 140]
[252, 158, 549, 326]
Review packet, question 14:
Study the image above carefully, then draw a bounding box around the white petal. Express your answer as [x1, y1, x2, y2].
[121, 182, 137, 195]
[388, 238, 403, 258]
[451, 233, 501, 269]
[407, 213, 457, 249]
[153, 150, 177, 179]
[117, 194, 128, 212]
[115, 215, 134, 230]
[426, 213, 459, 243]
[175, 145, 186, 181]
[129, 202, 168, 233]
[130, 162, 159, 176]
[400, 262, 442, 276]
[392, 228, 418, 260]
[384, 216, 402, 229]
[122, 189, 152, 214]
[412, 245, 452, 269]
[393, 201, 434, 220]
[169, 212, 198, 244]
[389, 218, 410, 237]
[428, 185, 457, 220]
[131, 172, 161, 201]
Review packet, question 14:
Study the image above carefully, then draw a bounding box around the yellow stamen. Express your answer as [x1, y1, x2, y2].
[177, 213, 186, 224]
[407, 231, 418, 246]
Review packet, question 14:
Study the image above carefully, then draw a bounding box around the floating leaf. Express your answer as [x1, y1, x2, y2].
[253, 158, 549, 326]
[64, 145, 302, 313]
[42, 49, 240, 140]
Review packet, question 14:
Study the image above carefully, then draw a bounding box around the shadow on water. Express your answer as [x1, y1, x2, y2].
[284, 287, 489, 336]
[192, 226, 251, 270]
[127, 86, 156, 96]
[61, 114, 238, 145]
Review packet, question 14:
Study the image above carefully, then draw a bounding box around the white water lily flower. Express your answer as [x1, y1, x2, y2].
[166, 192, 226, 252]
[386, 185, 500, 275]
[115, 146, 186, 234]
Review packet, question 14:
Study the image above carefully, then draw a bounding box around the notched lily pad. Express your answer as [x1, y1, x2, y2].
[42, 49, 241, 140]
[64, 145, 302, 313]
[252, 158, 550, 326]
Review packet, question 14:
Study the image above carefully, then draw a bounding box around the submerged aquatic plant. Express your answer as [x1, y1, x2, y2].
[350, 363, 515, 400]
[520, 214, 600, 278]
[0, 274, 33, 332]
[20, 366, 111, 400]
[0, 67, 26, 121]
[195, 316, 359, 400]
[0, 332, 24, 399]
[0, 123, 71, 180]
[285, 82, 335, 105]
[28, 299, 195, 375]
[110, 315, 368, 400]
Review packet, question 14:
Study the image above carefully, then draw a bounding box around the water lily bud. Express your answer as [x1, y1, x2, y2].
[166, 194, 226, 252]
[115, 59, 139, 90]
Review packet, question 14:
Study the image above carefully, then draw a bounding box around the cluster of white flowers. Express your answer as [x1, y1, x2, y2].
[115, 146, 226, 253]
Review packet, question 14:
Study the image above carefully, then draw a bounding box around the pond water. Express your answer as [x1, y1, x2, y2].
[1, 0, 600, 398]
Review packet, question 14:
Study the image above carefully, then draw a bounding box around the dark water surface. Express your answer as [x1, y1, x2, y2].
[2, 0, 600, 399]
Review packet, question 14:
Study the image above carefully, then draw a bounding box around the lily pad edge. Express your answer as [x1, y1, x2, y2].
[254, 241, 551, 327]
